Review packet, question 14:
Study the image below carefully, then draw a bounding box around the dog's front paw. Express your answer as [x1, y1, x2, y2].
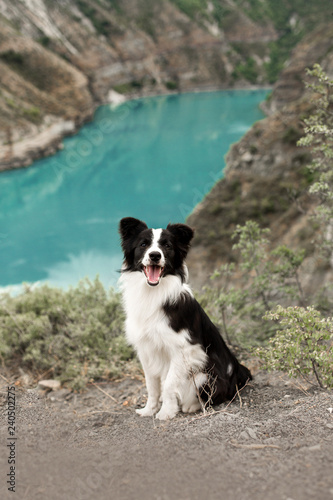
[155, 406, 178, 421]
[181, 401, 201, 414]
[136, 406, 157, 417]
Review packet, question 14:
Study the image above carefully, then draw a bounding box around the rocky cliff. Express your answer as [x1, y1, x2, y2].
[0, 0, 331, 169]
[187, 22, 333, 295]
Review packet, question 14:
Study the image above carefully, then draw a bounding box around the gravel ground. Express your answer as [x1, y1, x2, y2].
[0, 369, 333, 500]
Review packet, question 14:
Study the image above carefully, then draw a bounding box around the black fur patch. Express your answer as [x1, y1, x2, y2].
[163, 293, 252, 404]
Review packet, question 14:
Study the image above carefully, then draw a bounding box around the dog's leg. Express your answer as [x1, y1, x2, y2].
[155, 362, 182, 420]
[136, 356, 161, 417]
[181, 372, 208, 414]
[136, 376, 160, 416]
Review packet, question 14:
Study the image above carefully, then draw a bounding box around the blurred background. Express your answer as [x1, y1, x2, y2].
[0, 0, 332, 292]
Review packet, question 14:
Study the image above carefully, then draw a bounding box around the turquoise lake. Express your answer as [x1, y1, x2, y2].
[0, 90, 268, 289]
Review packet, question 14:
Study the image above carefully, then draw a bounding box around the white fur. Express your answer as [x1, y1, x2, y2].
[142, 228, 166, 267]
[119, 269, 207, 420]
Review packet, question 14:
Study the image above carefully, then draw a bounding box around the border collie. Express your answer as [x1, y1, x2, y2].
[119, 217, 251, 420]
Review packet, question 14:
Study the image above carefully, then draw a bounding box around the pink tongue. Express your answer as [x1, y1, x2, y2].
[147, 265, 160, 283]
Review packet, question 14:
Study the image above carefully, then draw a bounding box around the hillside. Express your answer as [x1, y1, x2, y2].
[0, 0, 332, 169]
[187, 22, 333, 297]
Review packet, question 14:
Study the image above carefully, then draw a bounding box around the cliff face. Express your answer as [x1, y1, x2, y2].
[0, 0, 332, 169]
[187, 22, 333, 294]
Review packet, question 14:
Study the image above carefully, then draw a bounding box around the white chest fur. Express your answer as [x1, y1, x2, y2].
[119, 271, 192, 351]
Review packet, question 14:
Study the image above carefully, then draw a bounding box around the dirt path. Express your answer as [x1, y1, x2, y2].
[0, 371, 332, 500]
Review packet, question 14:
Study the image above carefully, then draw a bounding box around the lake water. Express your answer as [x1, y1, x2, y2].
[0, 90, 268, 290]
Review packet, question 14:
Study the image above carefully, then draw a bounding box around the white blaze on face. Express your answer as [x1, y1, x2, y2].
[142, 228, 166, 286]
[142, 229, 165, 266]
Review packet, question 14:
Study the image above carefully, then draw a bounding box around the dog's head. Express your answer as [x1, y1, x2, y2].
[119, 217, 194, 286]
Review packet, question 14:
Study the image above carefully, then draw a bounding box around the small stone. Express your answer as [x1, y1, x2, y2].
[38, 379, 61, 391]
[246, 427, 258, 439]
[47, 388, 71, 400]
[108, 89, 126, 105]
[307, 444, 321, 451]
[242, 151, 253, 163]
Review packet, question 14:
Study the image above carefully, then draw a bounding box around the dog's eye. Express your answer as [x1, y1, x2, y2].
[164, 243, 171, 249]
[140, 242, 147, 248]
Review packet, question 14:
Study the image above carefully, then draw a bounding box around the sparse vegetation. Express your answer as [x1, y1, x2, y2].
[37, 36, 51, 47]
[258, 306, 333, 388]
[199, 65, 333, 388]
[22, 106, 41, 123]
[76, 0, 113, 36]
[113, 80, 144, 94]
[169, 0, 208, 20]
[165, 80, 179, 91]
[298, 64, 333, 259]
[169, 0, 333, 84]
[0, 278, 134, 390]
[199, 221, 307, 347]
[233, 58, 259, 84]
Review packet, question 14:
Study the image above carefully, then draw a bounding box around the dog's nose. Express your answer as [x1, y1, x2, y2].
[149, 251, 161, 263]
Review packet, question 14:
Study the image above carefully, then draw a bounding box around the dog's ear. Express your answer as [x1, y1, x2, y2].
[119, 218, 148, 246]
[167, 223, 194, 258]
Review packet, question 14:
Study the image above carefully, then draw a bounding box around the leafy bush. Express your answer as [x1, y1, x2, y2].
[0, 278, 133, 390]
[199, 65, 333, 389]
[37, 36, 51, 47]
[298, 64, 333, 259]
[113, 80, 143, 94]
[199, 221, 333, 387]
[254, 65, 332, 388]
[257, 306, 333, 388]
[165, 80, 179, 91]
[199, 221, 306, 347]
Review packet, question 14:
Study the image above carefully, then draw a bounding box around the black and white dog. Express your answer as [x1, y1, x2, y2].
[119, 217, 251, 420]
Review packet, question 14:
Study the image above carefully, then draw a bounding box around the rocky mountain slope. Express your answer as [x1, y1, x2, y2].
[0, 0, 331, 169]
[187, 22, 333, 296]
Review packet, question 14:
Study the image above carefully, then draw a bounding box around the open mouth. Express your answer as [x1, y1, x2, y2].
[143, 265, 164, 286]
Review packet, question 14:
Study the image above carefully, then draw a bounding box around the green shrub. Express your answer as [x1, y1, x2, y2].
[0, 278, 132, 390]
[198, 65, 333, 389]
[165, 80, 179, 91]
[298, 64, 333, 259]
[257, 305, 333, 388]
[37, 36, 51, 47]
[198, 221, 307, 347]
[113, 80, 143, 94]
